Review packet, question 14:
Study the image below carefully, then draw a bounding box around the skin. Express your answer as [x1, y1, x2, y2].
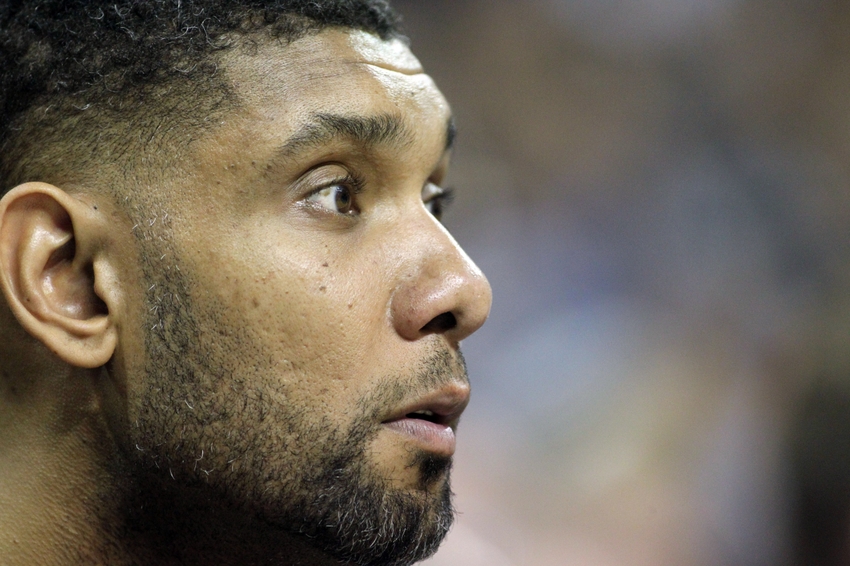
[0, 28, 491, 565]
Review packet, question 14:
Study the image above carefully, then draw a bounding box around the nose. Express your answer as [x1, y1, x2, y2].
[390, 216, 492, 344]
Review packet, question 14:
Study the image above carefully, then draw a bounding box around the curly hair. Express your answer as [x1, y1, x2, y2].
[0, 0, 404, 195]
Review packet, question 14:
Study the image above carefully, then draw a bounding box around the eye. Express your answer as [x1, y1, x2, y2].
[306, 177, 361, 215]
[422, 183, 455, 221]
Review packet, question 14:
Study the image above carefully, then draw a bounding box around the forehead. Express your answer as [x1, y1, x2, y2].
[219, 29, 451, 146]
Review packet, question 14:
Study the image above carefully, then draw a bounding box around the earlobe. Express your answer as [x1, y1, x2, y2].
[0, 183, 117, 368]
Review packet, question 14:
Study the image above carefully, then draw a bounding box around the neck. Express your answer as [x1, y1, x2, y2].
[0, 364, 122, 565]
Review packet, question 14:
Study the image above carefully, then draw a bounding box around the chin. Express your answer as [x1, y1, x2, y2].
[274, 448, 456, 566]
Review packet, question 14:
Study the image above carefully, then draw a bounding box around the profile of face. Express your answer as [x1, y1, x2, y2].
[73, 28, 492, 565]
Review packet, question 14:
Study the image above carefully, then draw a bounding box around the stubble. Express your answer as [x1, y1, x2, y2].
[117, 233, 463, 565]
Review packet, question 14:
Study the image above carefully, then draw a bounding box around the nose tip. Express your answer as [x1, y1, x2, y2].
[390, 230, 492, 343]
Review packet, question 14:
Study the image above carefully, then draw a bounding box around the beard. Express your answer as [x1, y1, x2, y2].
[121, 240, 463, 565]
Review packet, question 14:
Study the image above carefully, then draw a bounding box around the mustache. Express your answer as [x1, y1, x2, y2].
[358, 346, 468, 421]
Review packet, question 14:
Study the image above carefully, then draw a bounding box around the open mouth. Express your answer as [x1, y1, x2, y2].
[405, 409, 443, 424]
[385, 383, 470, 427]
[380, 388, 469, 457]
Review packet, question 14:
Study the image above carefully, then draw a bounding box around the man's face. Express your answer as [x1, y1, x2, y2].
[114, 29, 491, 564]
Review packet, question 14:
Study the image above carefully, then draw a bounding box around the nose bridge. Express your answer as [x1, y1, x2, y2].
[390, 211, 492, 343]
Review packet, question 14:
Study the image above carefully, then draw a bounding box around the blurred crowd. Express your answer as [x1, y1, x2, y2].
[390, 1, 850, 565]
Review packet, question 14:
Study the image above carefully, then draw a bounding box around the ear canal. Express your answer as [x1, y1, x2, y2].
[44, 237, 109, 321]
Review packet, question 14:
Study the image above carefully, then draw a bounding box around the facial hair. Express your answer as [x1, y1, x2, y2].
[119, 238, 464, 565]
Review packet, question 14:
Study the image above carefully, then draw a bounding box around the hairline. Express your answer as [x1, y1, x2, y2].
[0, 19, 407, 202]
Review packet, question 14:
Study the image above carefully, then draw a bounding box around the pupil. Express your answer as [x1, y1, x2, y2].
[335, 187, 351, 210]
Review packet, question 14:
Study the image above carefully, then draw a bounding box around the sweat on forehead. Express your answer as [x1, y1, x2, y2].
[0, 0, 406, 197]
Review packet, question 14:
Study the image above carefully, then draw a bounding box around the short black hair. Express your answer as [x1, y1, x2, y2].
[0, 0, 404, 195]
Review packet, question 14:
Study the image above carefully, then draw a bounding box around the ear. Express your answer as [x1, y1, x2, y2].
[0, 182, 117, 368]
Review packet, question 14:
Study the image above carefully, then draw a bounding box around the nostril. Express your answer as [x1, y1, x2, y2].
[420, 312, 457, 334]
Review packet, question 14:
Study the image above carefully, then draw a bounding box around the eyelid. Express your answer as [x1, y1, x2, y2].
[437, 186, 455, 204]
[423, 182, 454, 201]
[310, 173, 364, 198]
[422, 184, 455, 222]
[293, 164, 365, 206]
[306, 165, 365, 193]
[423, 181, 451, 200]
[428, 186, 455, 206]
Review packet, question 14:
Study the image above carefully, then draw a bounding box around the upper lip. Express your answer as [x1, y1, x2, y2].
[381, 381, 470, 428]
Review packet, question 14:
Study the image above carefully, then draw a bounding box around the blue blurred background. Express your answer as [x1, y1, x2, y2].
[390, 1, 850, 565]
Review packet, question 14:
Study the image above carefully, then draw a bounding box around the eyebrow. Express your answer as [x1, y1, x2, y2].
[274, 112, 456, 161]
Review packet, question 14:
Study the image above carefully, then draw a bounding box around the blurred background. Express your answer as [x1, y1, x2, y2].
[389, 1, 850, 565]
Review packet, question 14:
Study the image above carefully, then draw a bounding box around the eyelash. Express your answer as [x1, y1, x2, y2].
[305, 172, 365, 216]
[306, 173, 455, 220]
[329, 172, 366, 195]
[425, 186, 455, 221]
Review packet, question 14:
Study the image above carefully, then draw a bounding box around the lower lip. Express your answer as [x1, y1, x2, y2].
[382, 419, 456, 456]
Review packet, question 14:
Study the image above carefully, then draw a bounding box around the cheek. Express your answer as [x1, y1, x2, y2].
[204, 242, 392, 399]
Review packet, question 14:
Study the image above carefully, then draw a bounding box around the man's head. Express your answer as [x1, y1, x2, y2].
[0, 2, 491, 565]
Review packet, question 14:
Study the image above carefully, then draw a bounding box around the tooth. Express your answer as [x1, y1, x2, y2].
[413, 410, 434, 416]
